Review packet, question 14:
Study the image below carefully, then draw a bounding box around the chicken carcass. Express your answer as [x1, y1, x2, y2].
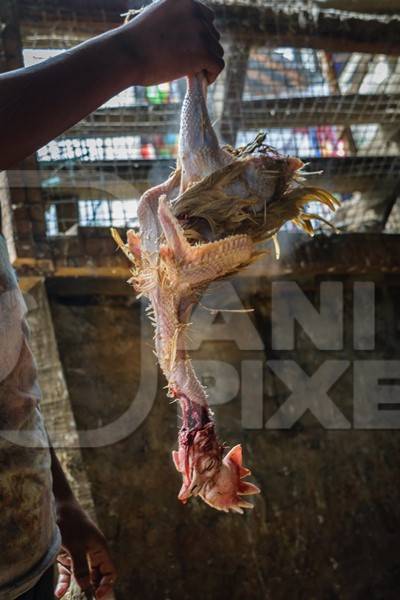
[112, 73, 338, 513]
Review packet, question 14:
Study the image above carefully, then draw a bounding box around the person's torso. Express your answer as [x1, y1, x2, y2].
[0, 237, 60, 599]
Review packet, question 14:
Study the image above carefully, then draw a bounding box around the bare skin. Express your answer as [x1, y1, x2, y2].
[114, 73, 338, 513]
[115, 194, 260, 514]
[0, 0, 224, 169]
[50, 448, 116, 599]
[114, 76, 264, 513]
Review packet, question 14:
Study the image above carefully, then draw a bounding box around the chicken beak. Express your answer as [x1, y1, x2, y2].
[177, 470, 203, 503]
[188, 471, 204, 497]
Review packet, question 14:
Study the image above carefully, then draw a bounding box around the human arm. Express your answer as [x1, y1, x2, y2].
[50, 447, 117, 599]
[0, 0, 224, 169]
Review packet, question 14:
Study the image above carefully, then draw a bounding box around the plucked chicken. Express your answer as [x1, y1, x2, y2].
[112, 72, 338, 513]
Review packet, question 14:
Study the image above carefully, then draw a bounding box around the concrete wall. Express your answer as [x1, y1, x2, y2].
[45, 236, 400, 600]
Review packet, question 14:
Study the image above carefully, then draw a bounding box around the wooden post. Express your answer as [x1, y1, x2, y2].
[218, 39, 250, 147]
[320, 51, 358, 155]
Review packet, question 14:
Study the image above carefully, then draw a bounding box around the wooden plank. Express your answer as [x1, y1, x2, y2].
[64, 93, 400, 137]
[46, 274, 131, 296]
[244, 232, 400, 278]
[212, 2, 400, 56]
[36, 155, 400, 196]
[218, 40, 251, 145]
[315, 0, 400, 14]
[68, 103, 181, 136]
[19, 2, 400, 55]
[22, 232, 400, 286]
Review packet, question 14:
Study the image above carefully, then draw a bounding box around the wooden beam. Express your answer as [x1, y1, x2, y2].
[19, 0, 123, 48]
[35, 155, 400, 196]
[319, 51, 357, 154]
[218, 40, 251, 146]
[16, 232, 400, 282]
[46, 274, 131, 296]
[216, 93, 400, 131]
[246, 232, 400, 278]
[212, 2, 400, 56]
[308, 155, 400, 179]
[67, 103, 181, 136]
[61, 93, 400, 138]
[315, 0, 400, 14]
[19, 2, 400, 55]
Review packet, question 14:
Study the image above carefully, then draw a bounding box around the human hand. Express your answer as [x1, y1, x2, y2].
[116, 0, 224, 86]
[55, 499, 116, 599]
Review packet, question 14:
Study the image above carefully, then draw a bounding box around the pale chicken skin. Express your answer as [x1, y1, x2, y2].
[113, 72, 338, 513]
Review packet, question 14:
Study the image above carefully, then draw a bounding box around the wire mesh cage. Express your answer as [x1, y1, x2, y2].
[2, 0, 400, 253]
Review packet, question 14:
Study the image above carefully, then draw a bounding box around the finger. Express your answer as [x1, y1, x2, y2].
[57, 551, 72, 568]
[88, 547, 117, 598]
[203, 55, 225, 84]
[87, 550, 105, 589]
[55, 563, 72, 599]
[90, 564, 102, 591]
[95, 573, 117, 599]
[200, 21, 223, 53]
[71, 551, 92, 592]
[198, 39, 224, 69]
[194, 0, 216, 23]
[200, 15, 221, 40]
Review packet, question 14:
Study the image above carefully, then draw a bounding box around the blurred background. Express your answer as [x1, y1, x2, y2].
[1, 1, 400, 598]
